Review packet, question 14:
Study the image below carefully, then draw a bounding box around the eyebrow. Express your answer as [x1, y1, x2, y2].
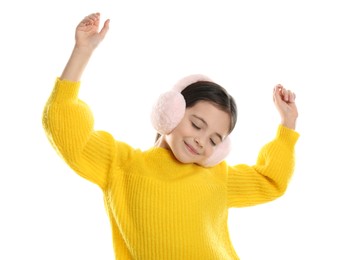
[192, 115, 223, 141]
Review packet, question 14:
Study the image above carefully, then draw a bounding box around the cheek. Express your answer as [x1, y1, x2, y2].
[204, 145, 216, 157]
[175, 120, 193, 136]
[166, 122, 189, 144]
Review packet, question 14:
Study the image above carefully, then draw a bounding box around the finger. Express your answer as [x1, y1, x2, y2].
[273, 84, 282, 94]
[273, 84, 283, 103]
[273, 84, 283, 95]
[281, 88, 290, 102]
[283, 89, 290, 102]
[88, 12, 100, 20]
[289, 91, 296, 103]
[281, 88, 296, 103]
[99, 19, 110, 38]
[82, 13, 100, 26]
[91, 13, 101, 26]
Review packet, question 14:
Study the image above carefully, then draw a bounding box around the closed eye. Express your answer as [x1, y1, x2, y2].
[192, 123, 201, 130]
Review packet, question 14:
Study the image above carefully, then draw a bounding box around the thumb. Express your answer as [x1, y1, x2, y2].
[273, 84, 284, 105]
[99, 19, 110, 39]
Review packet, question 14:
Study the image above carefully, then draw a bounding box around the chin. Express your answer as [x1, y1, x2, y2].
[175, 155, 191, 164]
[173, 152, 193, 165]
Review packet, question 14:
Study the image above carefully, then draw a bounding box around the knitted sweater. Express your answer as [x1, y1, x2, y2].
[42, 78, 300, 260]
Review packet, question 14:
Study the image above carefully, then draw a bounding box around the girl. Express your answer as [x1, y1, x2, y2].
[43, 12, 299, 260]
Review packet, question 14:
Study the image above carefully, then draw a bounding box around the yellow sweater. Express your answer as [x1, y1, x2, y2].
[42, 78, 299, 260]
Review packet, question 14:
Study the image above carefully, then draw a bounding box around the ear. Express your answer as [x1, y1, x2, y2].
[150, 90, 186, 135]
[150, 74, 212, 134]
[202, 136, 231, 167]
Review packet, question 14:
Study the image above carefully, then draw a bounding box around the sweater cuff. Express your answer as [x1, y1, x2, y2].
[51, 77, 81, 102]
[276, 124, 300, 146]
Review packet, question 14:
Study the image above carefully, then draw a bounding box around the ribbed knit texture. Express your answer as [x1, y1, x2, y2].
[42, 78, 300, 260]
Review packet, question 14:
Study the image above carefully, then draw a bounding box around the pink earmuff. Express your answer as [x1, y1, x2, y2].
[151, 74, 231, 167]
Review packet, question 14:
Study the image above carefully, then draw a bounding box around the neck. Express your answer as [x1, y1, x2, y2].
[154, 135, 170, 150]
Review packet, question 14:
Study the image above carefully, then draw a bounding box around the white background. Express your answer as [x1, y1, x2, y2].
[1, 1, 352, 259]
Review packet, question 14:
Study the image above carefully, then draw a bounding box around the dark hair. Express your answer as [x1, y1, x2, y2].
[181, 81, 237, 132]
[155, 81, 237, 142]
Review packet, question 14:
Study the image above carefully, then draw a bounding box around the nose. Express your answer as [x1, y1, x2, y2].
[194, 137, 204, 148]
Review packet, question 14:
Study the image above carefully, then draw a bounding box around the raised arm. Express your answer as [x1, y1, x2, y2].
[42, 13, 117, 190]
[61, 12, 110, 81]
[227, 85, 299, 207]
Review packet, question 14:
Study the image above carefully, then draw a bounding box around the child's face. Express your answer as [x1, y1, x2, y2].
[162, 101, 230, 166]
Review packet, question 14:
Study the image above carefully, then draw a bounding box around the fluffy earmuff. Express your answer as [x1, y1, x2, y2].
[151, 74, 211, 134]
[151, 74, 232, 167]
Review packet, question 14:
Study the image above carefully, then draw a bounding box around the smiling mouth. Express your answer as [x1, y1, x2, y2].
[184, 142, 199, 155]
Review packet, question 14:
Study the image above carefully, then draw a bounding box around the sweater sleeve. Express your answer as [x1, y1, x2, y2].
[227, 125, 300, 208]
[42, 78, 125, 190]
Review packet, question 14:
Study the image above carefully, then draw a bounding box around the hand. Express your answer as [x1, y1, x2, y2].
[75, 12, 110, 51]
[273, 84, 298, 130]
[60, 13, 110, 81]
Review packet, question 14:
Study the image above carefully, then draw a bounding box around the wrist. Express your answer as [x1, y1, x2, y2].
[72, 44, 95, 57]
[281, 119, 296, 130]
